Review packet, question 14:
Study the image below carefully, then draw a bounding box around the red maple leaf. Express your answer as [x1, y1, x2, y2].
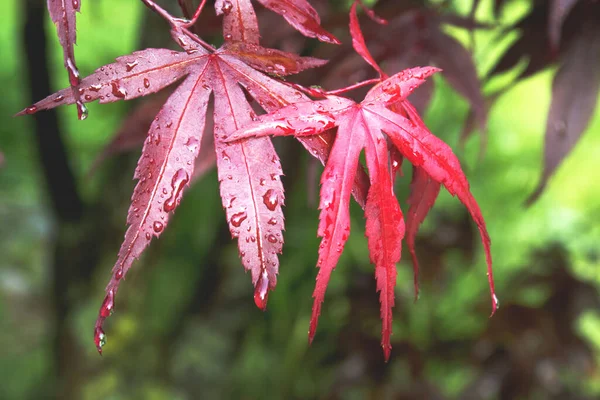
[46, 0, 86, 119]
[19, 0, 367, 354]
[20, 0, 496, 360]
[226, 3, 497, 360]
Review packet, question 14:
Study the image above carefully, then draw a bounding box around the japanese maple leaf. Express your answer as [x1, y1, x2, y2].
[226, 65, 498, 360]
[46, 0, 86, 119]
[19, 0, 364, 354]
[222, 1, 496, 361]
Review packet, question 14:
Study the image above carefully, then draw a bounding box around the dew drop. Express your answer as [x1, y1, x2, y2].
[153, 221, 164, 233]
[94, 327, 106, 355]
[164, 169, 190, 212]
[222, 0, 233, 14]
[259, 178, 266, 186]
[262, 189, 278, 211]
[66, 58, 80, 87]
[100, 290, 115, 318]
[224, 33, 233, 41]
[77, 102, 88, 120]
[115, 268, 123, 280]
[125, 60, 138, 72]
[254, 271, 269, 310]
[185, 137, 200, 153]
[54, 95, 65, 103]
[25, 106, 37, 114]
[266, 234, 278, 244]
[73, 0, 79, 8]
[230, 211, 247, 227]
[221, 151, 230, 162]
[143, 78, 150, 88]
[89, 84, 102, 92]
[111, 82, 127, 99]
[145, 232, 152, 240]
[268, 218, 277, 225]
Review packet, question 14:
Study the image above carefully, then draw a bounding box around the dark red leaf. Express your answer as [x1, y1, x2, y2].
[349, 2, 386, 78]
[223, 41, 327, 75]
[549, 0, 580, 51]
[527, 19, 600, 204]
[256, 0, 340, 44]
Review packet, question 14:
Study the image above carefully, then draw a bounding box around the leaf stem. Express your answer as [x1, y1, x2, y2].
[139, 0, 215, 51]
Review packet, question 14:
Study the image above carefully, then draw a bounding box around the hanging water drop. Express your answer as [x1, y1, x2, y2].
[77, 102, 88, 120]
[94, 327, 106, 355]
[254, 271, 269, 310]
[100, 290, 115, 318]
[115, 268, 123, 280]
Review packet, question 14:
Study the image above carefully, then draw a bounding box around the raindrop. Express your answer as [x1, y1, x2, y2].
[73, 0, 79, 8]
[262, 189, 278, 211]
[230, 211, 247, 227]
[222, 1, 233, 14]
[259, 178, 266, 186]
[254, 271, 269, 310]
[89, 84, 102, 92]
[185, 137, 200, 153]
[153, 221, 164, 233]
[221, 151, 230, 162]
[100, 290, 115, 318]
[66, 58, 80, 87]
[94, 327, 106, 355]
[111, 82, 127, 99]
[268, 218, 277, 225]
[144, 78, 150, 88]
[125, 60, 139, 72]
[77, 102, 88, 120]
[25, 106, 37, 114]
[145, 232, 152, 240]
[164, 169, 190, 212]
[224, 33, 233, 41]
[266, 234, 278, 244]
[115, 268, 123, 280]
[54, 95, 65, 103]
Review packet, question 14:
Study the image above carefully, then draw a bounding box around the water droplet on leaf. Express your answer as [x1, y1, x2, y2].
[230, 211, 247, 227]
[153, 221, 164, 233]
[263, 189, 278, 211]
[164, 169, 189, 212]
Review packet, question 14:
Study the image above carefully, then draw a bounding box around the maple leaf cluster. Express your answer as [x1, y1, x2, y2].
[20, 0, 497, 360]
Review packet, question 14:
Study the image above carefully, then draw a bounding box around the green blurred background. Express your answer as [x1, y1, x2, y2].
[1, 0, 599, 399]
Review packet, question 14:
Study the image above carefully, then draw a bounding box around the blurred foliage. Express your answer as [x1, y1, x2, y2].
[0, 0, 599, 399]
